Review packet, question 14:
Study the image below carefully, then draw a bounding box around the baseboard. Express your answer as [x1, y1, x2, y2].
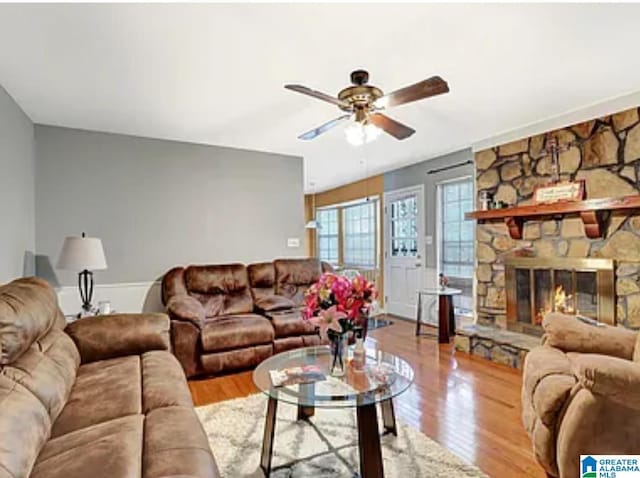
[56, 281, 163, 316]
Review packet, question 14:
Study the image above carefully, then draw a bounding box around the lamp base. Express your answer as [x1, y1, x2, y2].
[78, 269, 94, 313]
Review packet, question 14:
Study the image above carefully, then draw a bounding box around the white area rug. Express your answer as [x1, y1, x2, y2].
[195, 393, 487, 478]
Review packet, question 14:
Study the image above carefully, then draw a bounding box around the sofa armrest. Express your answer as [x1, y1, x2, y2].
[166, 295, 205, 327]
[522, 346, 577, 428]
[542, 312, 638, 360]
[254, 295, 296, 313]
[66, 313, 170, 364]
[573, 353, 640, 408]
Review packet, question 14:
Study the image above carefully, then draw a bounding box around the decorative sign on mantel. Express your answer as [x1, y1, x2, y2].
[533, 180, 585, 204]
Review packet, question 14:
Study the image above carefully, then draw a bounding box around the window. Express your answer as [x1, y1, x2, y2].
[316, 208, 338, 264]
[440, 179, 474, 279]
[315, 199, 379, 269]
[343, 201, 377, 267]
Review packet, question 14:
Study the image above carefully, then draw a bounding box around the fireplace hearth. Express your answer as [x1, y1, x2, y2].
[505, 256, 615, 335]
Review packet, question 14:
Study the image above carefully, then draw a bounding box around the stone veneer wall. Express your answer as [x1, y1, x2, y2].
[475, 106, 640, 330]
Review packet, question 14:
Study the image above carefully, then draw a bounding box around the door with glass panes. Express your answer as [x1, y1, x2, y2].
[384, 185, 425, 318]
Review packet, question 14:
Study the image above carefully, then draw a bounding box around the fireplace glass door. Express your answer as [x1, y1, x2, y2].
[505, 257, 614, 334]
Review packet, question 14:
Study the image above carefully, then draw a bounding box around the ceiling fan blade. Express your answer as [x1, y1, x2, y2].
[380, 76, 449, 108]
[368, 113, 415, 140]
[298, 114, 351, 140]
[285, 84, 351, 109]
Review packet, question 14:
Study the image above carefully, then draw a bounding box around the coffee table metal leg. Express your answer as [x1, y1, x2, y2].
[380, 398, 397, 436]
[357, 402, 384, 478]
[260, 396, 278, 476]
[297, 382, 315, 420]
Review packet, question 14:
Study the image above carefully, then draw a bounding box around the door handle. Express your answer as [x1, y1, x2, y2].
[415, 262, 422, 267]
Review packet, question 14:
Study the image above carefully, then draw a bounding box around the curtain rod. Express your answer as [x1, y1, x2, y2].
[426, 159, 473, 175]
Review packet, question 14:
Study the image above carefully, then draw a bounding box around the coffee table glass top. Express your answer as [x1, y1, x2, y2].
[253, 345, 414, 408]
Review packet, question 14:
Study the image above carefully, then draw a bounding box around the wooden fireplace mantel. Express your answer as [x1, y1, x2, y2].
[465, 194, 640, 239]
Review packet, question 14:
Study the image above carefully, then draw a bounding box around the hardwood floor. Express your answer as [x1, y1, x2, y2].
[188, 318, 546, 478]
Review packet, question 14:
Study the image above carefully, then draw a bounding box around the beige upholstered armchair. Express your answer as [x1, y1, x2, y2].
[522, 313, 640, 478]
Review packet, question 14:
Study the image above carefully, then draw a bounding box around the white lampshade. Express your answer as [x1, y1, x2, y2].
[305, 219, 321, 230]
[57, 236, 108, 271]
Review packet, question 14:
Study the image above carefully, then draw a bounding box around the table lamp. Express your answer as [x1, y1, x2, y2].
[57, 233, 107, 314]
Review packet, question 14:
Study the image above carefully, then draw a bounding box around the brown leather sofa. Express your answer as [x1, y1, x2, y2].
[522, 313, 640, 478]
[163, 258, 332, 378]
[0, 276, 218, 478]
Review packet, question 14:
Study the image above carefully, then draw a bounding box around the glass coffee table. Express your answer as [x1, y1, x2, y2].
[253, 345, 414, 478]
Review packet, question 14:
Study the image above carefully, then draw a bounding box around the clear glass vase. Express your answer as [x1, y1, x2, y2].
[329, 332, 348, 377]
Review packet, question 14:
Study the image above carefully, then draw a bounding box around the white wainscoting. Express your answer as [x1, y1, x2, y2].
[56, 281, 164, 316]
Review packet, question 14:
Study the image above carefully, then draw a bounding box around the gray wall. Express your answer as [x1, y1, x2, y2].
[35, 126, 305, 286]
[384, 148, 474, 272]
[0, 85, 35, 282]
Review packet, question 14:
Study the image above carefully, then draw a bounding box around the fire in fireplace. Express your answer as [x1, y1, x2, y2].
[505, 256, 615, 335]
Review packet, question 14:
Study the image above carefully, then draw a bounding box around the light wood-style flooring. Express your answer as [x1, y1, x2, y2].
[188, 317, 546, 478]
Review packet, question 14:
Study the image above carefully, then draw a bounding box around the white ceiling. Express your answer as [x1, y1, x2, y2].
[1, 3, 640, 192]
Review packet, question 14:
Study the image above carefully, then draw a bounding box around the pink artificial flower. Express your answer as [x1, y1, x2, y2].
[331, 275, 352, 304]
[309, 305, 346, 340]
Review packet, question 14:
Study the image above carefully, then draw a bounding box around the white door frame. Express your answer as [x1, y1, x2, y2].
[383, 184, 426, 319]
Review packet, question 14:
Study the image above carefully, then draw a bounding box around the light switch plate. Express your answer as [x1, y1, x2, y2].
[425, 235, 433, 245]
[287, 237, 300, 248]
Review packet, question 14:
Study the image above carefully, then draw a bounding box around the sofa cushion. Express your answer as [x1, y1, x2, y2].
[185, 264, 254, 317]
[141, 351, 193, 414]
[31, 415, 143, 478]
[270, 310, 316, 338]
[143, 406, 220, 478]
[51, 356, 141, 438]
[247, 262, 275, 300]
[255, 295, 296, 312]
[0, 277, 61, 365]
[0, 375, 51, 478]
[201, 315, 274, 352]
[274, 258, 322, 306]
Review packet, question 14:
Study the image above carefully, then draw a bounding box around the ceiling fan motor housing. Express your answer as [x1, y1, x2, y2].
[338, 70, 383, 115]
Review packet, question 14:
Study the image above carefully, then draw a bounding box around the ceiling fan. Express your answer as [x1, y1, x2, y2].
[285, 69, 449, 144]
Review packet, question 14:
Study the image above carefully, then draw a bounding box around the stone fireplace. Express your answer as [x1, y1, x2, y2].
[504, 255, 615, 336]
[473, 105, 640, 333]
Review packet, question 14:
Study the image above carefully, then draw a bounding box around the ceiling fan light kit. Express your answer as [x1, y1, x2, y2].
[285, 69, 449, 144]
[345, 122, 382, 146]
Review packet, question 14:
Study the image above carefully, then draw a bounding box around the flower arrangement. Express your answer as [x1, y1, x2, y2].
[302, 272, 378, 341]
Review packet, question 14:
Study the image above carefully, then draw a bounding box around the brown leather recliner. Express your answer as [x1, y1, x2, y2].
[522, 313, 640, 478]
[0, 276, 218, 478]
[247, 260, 325, 354]
[163, 258, 334, 378]
[163, 264, 275, 378]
